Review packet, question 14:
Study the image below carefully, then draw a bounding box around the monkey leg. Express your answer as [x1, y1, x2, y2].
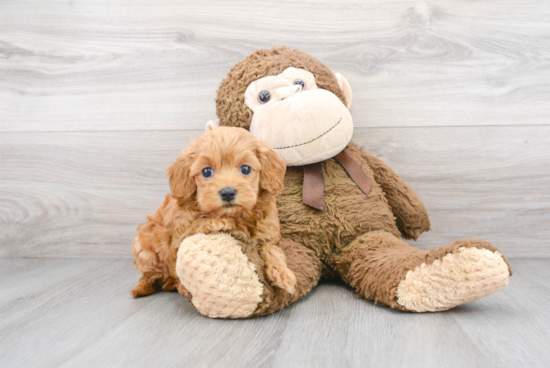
[335, 230, 512, 312]
[176, 234, 321, 318]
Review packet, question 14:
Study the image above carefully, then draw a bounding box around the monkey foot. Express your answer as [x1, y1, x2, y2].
[396, 247, 510, 312]
[176, 233, 263, 318]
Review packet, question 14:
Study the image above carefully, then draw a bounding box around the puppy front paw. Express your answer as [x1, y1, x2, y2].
[261, 245, 297, 294]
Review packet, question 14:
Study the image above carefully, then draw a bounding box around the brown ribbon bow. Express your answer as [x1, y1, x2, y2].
[302, 151, 372, 211]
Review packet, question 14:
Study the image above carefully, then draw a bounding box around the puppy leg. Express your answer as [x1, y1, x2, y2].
[159, 275, 190, 297]
[260, 244, 297, 294]
[131, 272, 163, 298]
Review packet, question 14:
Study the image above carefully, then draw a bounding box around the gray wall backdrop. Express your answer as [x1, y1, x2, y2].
[1, 0, 549, 259]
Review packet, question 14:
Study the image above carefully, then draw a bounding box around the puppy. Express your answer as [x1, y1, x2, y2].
[131, 127, 296, 298]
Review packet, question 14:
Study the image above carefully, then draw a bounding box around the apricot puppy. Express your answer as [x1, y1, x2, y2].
[131, 127, 296, 303]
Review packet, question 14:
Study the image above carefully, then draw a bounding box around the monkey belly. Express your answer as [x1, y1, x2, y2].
[277, 160, 400, 263]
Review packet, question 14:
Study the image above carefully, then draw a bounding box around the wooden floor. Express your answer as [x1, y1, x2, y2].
[0, 258, 548, 368]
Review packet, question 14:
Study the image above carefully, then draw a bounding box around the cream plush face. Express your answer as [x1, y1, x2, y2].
[243, 67, 353, 166]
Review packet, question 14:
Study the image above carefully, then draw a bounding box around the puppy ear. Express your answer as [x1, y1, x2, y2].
[256, 142, 286, 194]
[167, 147, 196, 199]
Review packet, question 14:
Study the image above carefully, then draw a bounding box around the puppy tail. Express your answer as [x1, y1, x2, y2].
[131, 275, 158, 298]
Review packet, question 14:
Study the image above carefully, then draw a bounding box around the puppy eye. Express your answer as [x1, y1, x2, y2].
[258, 90, 271, 104]
[293, 79, 305, 90]
[202, 167, 213, 178]
[240, 165, 251, 176]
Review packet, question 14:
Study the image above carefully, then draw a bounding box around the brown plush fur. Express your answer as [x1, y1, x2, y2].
[216, 46, 512, 315]
[131, 127, 296, 298]
[335, 231, 512, 311]
[233, 236, 323, 318]
[216, 46, 347, 129]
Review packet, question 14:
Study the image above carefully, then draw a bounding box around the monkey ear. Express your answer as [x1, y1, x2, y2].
[335, 73, 353, 109]
[205, 120, 220, 132]
[167, 147, 197, 199]
[256, 143, 286, 195]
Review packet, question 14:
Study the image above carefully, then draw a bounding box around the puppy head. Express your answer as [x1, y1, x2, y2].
[167, 127, 286, 216]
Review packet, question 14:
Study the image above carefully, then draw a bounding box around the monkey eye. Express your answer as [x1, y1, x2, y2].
[202, 167, 213, 178]
[293, 79, 305, 90]
[240, 165, 252, 176]
[258, 90, 271, 103]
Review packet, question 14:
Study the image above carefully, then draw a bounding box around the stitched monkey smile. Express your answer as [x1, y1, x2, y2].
[272, 118, 343, 150]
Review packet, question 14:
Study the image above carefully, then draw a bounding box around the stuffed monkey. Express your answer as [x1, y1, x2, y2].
[178, 46, 512, 317]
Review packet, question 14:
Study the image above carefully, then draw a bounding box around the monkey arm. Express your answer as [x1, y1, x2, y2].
[360, 152, 431, 240]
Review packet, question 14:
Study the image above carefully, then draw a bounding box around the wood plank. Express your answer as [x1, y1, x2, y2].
[1, 0, 549, 132]
[449, 259, 550, 367]
[0, 258, 288, 368]
[0, 258, 548, 367]
[0, 258, 110, 308]
[0, 259, 159, 367]
[354, 127, 550, 254]
[271, 259, 550, 368]
[272, 283, 496, 368]
[1, 126, 548, 258]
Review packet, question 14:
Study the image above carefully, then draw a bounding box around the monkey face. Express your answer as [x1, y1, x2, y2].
[243, 67, 353, 166]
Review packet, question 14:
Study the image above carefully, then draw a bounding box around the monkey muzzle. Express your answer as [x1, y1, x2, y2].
[249, 89, 353, 166]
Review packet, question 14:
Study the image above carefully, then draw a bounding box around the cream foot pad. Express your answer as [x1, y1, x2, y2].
[396, 247, 510, 312]
[176, 233, 263, 318]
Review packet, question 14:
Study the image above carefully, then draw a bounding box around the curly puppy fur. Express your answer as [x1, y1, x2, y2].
[131, 127, 296, 298]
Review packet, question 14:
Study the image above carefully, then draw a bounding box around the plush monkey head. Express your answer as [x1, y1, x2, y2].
[211, 47, 354, 166]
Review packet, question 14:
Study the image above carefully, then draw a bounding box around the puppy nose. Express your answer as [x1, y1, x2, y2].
[220, 187, 236, 202]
